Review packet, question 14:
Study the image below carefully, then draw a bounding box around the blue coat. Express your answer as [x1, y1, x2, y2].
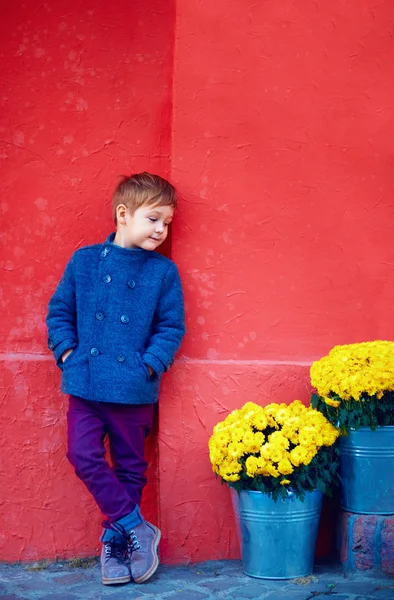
[46, 233, 186, 404]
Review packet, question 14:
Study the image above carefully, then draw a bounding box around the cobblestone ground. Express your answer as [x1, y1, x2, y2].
[0, 560, 393, 600]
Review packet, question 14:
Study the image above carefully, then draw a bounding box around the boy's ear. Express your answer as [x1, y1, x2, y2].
[116, 204, 129, 225]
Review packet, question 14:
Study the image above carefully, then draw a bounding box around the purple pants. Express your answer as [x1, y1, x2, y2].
[67, 395, 154, 523]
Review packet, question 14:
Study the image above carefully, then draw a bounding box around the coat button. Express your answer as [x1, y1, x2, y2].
[48, 339, 54, 349]
[127, 280, 136, 289]
[116, 354, 126, 362]
[90, 348, 99, 357]
[120, 314, 129, 324]
[96, 312, 105, 320]
[103, 274, 112, 284]
[100, 247, 111, 258]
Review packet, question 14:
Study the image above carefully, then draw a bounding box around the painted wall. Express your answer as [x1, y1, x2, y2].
[160, 0, 394, 563]
[1, 0, 394, 565]
[0, 0, 174, 561]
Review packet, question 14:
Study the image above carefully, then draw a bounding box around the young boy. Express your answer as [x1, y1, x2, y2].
[46, 172, 185, 586]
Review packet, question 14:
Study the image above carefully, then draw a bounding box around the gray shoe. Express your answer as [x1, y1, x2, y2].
[101, 540, 131, 585]
[127, 521, 161, 583]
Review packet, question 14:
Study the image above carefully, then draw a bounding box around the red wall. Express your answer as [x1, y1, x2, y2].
[0, 0, 174, 561]
[161, 0, 394, 563]
[2, 0, 394, 564]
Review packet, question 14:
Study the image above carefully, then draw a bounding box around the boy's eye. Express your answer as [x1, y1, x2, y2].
[148, 217, 157, 222]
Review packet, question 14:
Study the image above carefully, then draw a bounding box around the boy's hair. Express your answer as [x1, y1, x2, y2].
[112, 172, 177, 224]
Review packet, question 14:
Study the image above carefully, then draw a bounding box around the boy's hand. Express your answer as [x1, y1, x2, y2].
[62, 349, 73, 363]
[146, 364, 154, 378]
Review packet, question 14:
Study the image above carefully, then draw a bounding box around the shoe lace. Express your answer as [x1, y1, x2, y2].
[103, 540, 127, 563]
[102, 520, 141, 553]
[127, 530, 141, 553]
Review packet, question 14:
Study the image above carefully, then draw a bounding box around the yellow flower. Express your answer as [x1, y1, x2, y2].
[274, 408, 289, 425]
[219, 459, 242, 479]
[255, 457, 268, 476]
[245, 456, 259, 478]
[321, 426, 340, 446]
[311, 341, 394, 402]
[299, 427, 323, 448]
[227, 442, 246, 459]
[325, 398, 341, 408]
[280, 479, 291, 485]
[254, 431, 265, 446]
[261, 443, 286, 463]
[289, 445, 308, 467]
[268, 431, 290, 450]
[223, 473, 241, 482]
[239, 402, 268, 431]
[289, 400, 307, 415]
[264, 403, 285, 428]
[208, 399, 338, 488]
[231, 426, 246, 442]
[303, 446, 318, 465]
[265, 462, 279, 477]
[278, 458, 294, 475]
[211, 429, 230, 447]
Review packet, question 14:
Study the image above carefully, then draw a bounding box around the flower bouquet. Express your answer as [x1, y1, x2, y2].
[208, 400, 340, 501]
[310, 341, 394, 432]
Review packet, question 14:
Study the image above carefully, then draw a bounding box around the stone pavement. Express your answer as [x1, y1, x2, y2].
[0, 559, 393, 600]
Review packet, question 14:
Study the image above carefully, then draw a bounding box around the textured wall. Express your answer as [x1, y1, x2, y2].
[2, 0, 394, 565]
[163, 0, 394, 563]
[0, 0, 174, 561]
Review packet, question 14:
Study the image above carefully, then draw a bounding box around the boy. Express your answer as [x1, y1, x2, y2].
[46, 172, 185, 585]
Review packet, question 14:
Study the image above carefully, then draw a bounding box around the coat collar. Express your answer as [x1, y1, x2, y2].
[99, 232, 147, 261]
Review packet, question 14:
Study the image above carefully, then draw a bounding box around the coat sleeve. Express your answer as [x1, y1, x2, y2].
[46, 254, 78, 369]
[142, 262, 186, 377]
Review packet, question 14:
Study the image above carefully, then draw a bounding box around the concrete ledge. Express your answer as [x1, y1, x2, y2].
[340, 511, 394, 575]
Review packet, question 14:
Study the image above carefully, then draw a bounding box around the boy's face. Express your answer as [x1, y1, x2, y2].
[117, 202, 174, 251]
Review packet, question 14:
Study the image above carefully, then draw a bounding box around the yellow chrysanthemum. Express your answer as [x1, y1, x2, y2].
[269, 431, 290, 450]
[324, 398, 341, 408]
[278, 458, 294, 475]
[208, 399, 339, 488]
[230, 426, 246, 442]
[265, 462, 279, 477]
[264, 403, 285, 428]
[254, 431, 265, 446]
[223, 473, 241, 482]
[211, 429, 230, 446]
[299, 427, 323, 448]
[321, 426, 340, 446]
[311, 341, 394, 403]
[261, 442, 286, 463]
[289, 445, 308, 467]
[245, 456, 259, 478]
[274, 408, 289, 425]
[303, 446, 318, 465]
[227, 442, 246, 459]
[219, 459, 242, 478]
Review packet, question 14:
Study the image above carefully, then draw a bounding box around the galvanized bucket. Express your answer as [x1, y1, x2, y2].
[340, 426, 394, 514]
[231, 488, 323, 579]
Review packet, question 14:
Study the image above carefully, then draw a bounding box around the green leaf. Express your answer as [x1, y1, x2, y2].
[311, 394, 319, 409]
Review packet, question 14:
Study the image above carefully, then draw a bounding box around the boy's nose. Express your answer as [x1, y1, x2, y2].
[155, 222, 164, 233]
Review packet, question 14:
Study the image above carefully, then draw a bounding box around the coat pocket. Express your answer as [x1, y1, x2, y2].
[89, 349, 158, 403]
[136, 352, 153, 382]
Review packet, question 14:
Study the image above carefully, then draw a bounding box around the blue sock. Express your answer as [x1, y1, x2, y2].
[100, 506, 143, 543]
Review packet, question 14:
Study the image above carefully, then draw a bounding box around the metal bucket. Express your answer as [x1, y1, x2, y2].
[231, 488, 323, 579]
[340, 426, 394, 515]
